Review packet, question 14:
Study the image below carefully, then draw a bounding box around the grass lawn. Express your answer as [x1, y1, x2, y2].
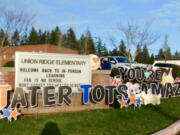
[0, 97, 180, 135]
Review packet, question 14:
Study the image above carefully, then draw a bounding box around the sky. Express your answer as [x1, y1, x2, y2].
[1, 0, 180, 55]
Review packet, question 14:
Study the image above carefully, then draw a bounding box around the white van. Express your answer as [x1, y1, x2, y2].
[152, 60, 180, 70]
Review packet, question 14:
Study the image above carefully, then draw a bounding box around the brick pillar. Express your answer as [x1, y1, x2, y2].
[0, 72, 15, 89]
[92, 70, 111, 86]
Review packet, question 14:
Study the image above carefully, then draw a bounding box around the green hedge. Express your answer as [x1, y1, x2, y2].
[3, 61, 14, 67]
[172, 65, 180, 78]
[110, 68, 120, 77]
[159, 65, 180, 78]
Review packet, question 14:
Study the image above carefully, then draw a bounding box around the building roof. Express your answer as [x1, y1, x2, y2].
[1, 44, 78, 66]
[4, 44, 78, 54]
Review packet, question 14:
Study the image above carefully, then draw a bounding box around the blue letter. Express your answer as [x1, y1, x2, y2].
[80, 85, 92, 104]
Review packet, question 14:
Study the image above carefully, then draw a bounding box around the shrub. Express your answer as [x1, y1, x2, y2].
[172, 65, 180, 78]
[3, 61, 14, 67]
[110, 68, 120, 77]
[158, 65, 180, 78]
[112, 90, 120, 108]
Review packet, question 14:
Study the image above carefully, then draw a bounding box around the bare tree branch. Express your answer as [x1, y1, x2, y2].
[0, 7, 35, 66]
[116, 20, 159, 67]
[131, 21, 160, 47]
[0, 7, 35, 46]
[108, 36, 118, 49]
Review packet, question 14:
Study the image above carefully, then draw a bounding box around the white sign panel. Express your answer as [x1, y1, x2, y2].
[15, 52, 91, 93]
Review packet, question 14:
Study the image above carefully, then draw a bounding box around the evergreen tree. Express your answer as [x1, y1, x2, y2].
[61, 34, 67, 47]
[20, 32, 28, 45]
[38, 30, 47, 44]
[38, 29, 43, 44]
[162, 34, 171, 61]
[149, 54, 155, 64]
[46, 31, 51, 44]
[102, 43, 108, 56]
[141, 45, 149, 64]
[86, 30, 96, 54]
[79, 30, 96, 55]
[165, 47, 171, 60]
[135, 45, 142, 63]
[0, 29, 9, 46]
[110, 48, 119, 56]
[119, 40, 126, 56]
[28, 27, 39, 44]
[50, 26, 62, 45]
[157, 48, 164, 60]
[79, 34, 86, 54]
[66, 28, 79, 50]
[11, 29, 20, 45]
[174, 51, 180, 59]
[96, 38, 104, 56]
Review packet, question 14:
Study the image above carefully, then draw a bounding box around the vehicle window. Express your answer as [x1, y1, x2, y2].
[100, 58, 104, 62]
[109, 57, 116, 62]
[115, 57, 129, 63]
[154, 63, 173, 67]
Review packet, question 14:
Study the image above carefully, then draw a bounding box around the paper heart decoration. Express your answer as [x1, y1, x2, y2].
[93, 57, 99, 63]
[109, 76, 123, 86]
[144, 72, 150, 78]
[118, 98, 129, 108]
[172, 78, 180, 87]
[161, 69, 174, 85]
[126, 82, 140, 98]
[135, 91, 161, 105]
[89, 54, 101, 70]
[135, 98, 142, 107]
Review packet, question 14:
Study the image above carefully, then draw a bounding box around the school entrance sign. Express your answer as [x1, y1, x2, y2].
[15, 52, 92, 93]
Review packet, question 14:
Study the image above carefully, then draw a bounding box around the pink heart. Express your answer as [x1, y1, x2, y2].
[93, 57, 99, 63]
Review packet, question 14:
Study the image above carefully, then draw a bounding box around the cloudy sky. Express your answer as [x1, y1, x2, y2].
[1, 0, 180, 54]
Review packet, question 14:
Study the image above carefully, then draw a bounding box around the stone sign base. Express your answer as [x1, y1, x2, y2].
[0, 69, 111, 115]
[20, 94, 110, 115]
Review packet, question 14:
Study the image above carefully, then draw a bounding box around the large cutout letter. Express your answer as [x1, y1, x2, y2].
[80, 85, 92, 104]
[43, 86, 56, 106]
[0, 85, 12, 108]
[27, 86, 40, 107]
[58, 86, 72, 105]
[105, 85, 116, 104]
[11, 87, 27, 108]
[151, 83, 165, 97]
[175, 82, 180, 97]
[116, 84, 128, 99]
[91, 85, 105, 103]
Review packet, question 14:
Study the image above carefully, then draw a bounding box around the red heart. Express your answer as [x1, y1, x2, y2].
[93, 57, 99, 63]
